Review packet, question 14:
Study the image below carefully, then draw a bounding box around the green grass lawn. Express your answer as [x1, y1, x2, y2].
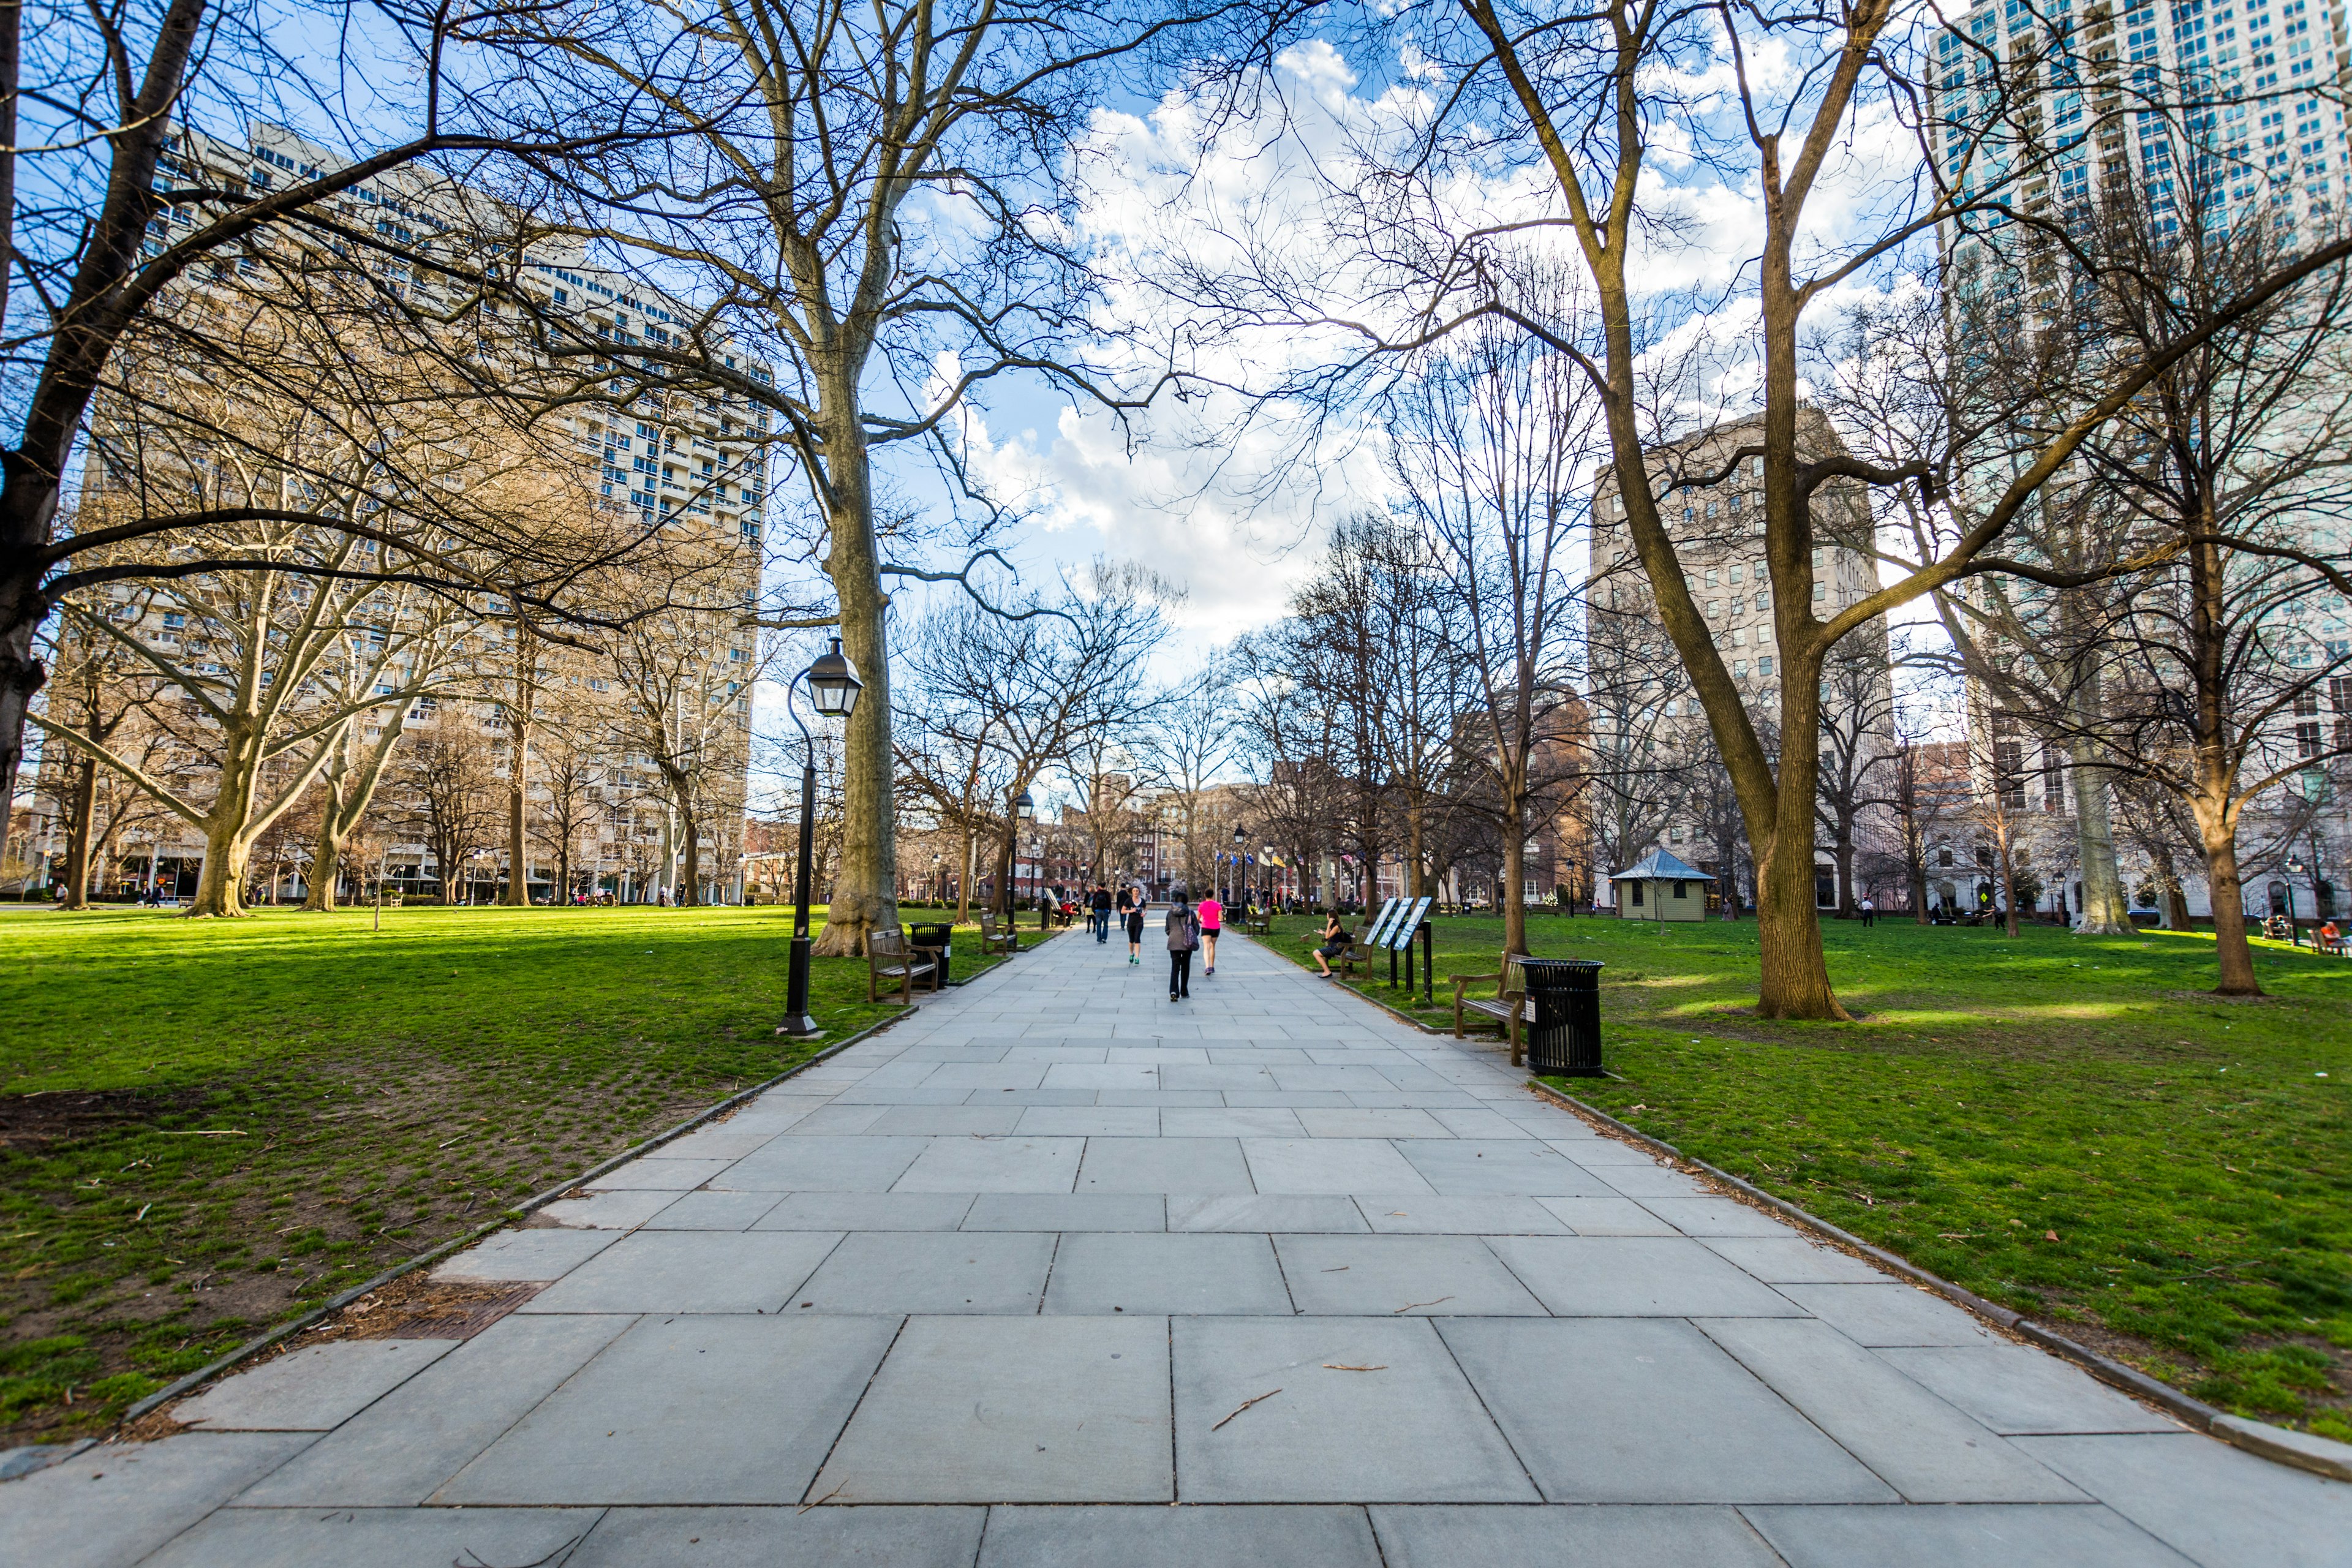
[1261, 910, 2352, 1439]
[0, 904, 1037, 1444]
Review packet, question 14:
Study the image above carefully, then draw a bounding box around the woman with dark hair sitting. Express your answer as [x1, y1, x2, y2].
[1312, 910, 1352, 978]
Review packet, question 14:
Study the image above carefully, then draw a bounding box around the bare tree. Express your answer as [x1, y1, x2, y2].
[903, 562, 1167, 918]
[510, 0, 1251, 952]
[605, 601, 763, 907]
[1384, 315, 1594, 957]
[2029, 147, 2352, 992]
[390, 728, 502, 903]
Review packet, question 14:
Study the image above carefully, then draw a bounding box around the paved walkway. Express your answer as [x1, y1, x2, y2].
[7, 926, 2347, 1566]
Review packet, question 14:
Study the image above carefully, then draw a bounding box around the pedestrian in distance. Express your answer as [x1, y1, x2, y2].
[1166, 892, 1200, 1000]
[1196, 888, 1223, 976]
[1860, 895, 1876, 928]
[1091, 884, 1113, 943]
[1125, 886, 1147, 965]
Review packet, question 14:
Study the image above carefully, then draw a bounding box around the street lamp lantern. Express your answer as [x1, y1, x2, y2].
[779, 639, 861, 1038]
[805, 638, 862, 717]
[1014, 786, 1035, 818]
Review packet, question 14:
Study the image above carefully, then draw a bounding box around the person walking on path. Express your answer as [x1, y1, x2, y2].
[1125, 886, 1147, 965]
[1196, 891, 1223, 976]
[1166, 893, 1200, 1000]
[1091, 884, 1113, 943]
[1860, 896, 1876, 928]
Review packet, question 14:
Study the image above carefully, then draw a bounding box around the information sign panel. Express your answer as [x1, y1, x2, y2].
[1385, 896, 1433, 949]
[1360, 897, 1402, 949]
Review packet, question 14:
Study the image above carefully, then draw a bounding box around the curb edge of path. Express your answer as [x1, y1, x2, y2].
[1231, 935, 2352, 1485]
[1523, 1077, 2352, 1485]
[111, 1004, 926, 1435]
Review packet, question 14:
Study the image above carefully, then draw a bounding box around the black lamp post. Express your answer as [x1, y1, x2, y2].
[780, 638, 862, 1037]
[1008, 786, 1033, 918]
[1230, 824, 1245, 905]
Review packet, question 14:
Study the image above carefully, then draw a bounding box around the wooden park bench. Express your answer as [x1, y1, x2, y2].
[1452, 952, 1535, 1066]
[977, 910, 1020, 958]
[867, 925, 941, 1005]
[1243, 908, 1274, 936]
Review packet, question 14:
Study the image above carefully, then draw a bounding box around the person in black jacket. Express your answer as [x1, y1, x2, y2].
[1091, 884, 1114, 943]
[1166, 895, 1200, 1000]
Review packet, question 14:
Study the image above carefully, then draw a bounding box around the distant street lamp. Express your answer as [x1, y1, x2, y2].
[781, 638, 862, 1037]
[2285, 857, 2306, 948]
[1008, 786, 1034, 918]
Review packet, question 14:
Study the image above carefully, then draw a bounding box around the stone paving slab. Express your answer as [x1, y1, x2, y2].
[173, 1340, 454, 1431]
[978, 1504, 1384, 1566]
[794, 1231, 1054, 1313]
[2011, 1433, 2352, 1568]
[1775, 1282, 2002, 1348]
[754, 1191, 976, 1231]
[1697, 1317, 2084, 1503]
[814, 1316, 1173, 1502]
[141, 1506, 605, 1568]
[1877, 1345, 2185, 1435]
[435, 1314, 897, 1505]
[240, 1313, 632, 1506]
[1438, 1317, 1896, 1504]
[1741, 1502, 2199, 1567]
[1370, 1503, 1789, 1567]
[0, 1431, 313, 1568]
[1274, 1234, 1547, 1316]
[431, 1225, 617, 1283]
[567, 1505, 986, 1566]
[518, 1230, 843, 1313]
[1044, 1232, 1291, 1315]
[1171, 1317, 1538, 1502]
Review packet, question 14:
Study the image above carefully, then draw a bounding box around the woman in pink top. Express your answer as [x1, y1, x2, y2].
[1196, 893, 1223, 977]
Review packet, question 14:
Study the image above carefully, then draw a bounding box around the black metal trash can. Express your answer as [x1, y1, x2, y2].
[907, 922, 954, 987]
[1520, 959, 1604, 1077]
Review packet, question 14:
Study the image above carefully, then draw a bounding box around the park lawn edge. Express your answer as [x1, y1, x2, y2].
[110, 920, 1063, 1435]
[112, 1000, 927, 1433]
[1521, 1073, 2352, 1483]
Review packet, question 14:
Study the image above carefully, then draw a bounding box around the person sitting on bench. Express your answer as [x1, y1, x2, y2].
[1312, 911, 1354, 977]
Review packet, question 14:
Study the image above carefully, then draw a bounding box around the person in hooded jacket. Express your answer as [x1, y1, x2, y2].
[1165, 894, 1200, 1000]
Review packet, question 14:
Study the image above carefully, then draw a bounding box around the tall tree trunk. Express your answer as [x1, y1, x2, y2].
[503, 628, 533, 905]
[1748, 662, 1847, 1019]
[2067, 734, 2133, 933]
[2192, 793, 2260, 995]
[1998, 824, 2021, 938]
[61, 756, 96, 908]
[811, 380, 895, 956]
[1501, 789, 1526, 956]
[306, 808, 344, 912]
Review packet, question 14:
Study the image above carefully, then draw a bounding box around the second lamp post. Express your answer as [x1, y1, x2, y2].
[780, 638, 862, 1038]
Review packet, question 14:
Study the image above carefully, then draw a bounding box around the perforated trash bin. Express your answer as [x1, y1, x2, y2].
[907, 922, 953, 987]
[1520, 958, 1604, 1077]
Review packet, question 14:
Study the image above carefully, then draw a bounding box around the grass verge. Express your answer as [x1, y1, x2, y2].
[0, 903, 1036, 1444]
[1255, 910, 2352, 1439]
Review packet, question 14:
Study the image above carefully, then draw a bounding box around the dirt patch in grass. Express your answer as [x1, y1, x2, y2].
[0, 1089, 211, 1150]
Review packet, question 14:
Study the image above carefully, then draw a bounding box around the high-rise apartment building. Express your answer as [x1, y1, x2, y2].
[1929, 0, 2352, 922]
